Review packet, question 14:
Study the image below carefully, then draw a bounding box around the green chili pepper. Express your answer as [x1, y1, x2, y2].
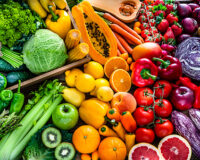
[0, 100, 10, 113]
[10, 80, 24, 114]
[0, 89, 13, 102]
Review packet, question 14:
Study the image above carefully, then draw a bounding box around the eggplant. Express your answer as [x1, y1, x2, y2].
[189, 108, 200, 131]
[171, 111, 200, 158]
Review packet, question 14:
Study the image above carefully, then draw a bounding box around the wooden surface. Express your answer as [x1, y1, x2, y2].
[7, 2, 91, 91]
[85, 0, 141, 23]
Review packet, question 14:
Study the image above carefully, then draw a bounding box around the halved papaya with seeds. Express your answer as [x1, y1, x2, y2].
[72, 1, 117, 64]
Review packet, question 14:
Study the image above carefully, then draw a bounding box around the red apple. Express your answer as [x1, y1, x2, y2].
[111, 92, 137, 114]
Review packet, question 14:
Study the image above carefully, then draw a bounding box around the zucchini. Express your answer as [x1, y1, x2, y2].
[0, 73, 7, 91]
[0, 59, 26, 72]
[6, 71, 33, 86]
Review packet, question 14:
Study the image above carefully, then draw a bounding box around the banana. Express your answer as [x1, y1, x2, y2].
[53, 0, 67, 9]
[27, 0, 47, 18]
[40, 0, 56, 12]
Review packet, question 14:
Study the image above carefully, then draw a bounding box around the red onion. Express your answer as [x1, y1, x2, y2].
[182, 18, 198, 34]
[177, 4, 192, 17]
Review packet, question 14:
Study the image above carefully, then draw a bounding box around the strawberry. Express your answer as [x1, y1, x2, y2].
[171, 22, 182, 37]
[157, 19, 169, 33]
[166, 13, 178, 25]
[154, 10, 166, 17]
[164, 27, 175, 42]
[138, 15, 147, 23]
[149, 19, 156, 26]
[141, 23, 150, 30]
[166, 4, 174, 15]
[141, 30, 151, 39]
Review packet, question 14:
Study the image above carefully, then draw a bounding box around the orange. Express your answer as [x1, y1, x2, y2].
[110, 69, 131, 92]
[104, 57, 129, 78]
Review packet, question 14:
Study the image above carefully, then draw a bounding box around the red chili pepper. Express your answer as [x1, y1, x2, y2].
[178, 77, 198, 92]
[193, 87, 200, 109]
[131, 58, 158, 87]
[153, 55, 182, 81]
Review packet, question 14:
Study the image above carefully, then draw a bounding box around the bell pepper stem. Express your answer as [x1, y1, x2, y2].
[48, 6, 59, 22]
[145, 71, 157, 81]
[152, 57, 170, 68]
[140, 69, 157, 81]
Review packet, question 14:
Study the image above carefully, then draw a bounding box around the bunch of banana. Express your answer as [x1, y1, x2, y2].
[27, 0, 67, 18]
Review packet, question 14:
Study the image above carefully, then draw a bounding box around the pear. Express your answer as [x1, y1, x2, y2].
[62, 88, 85, 107]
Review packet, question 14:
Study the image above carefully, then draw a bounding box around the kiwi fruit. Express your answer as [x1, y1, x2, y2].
[55, 142, 75, 160]
[42, 127, 62, 148]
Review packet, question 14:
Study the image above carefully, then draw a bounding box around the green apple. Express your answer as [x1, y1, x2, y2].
[52, 103, 79, 130]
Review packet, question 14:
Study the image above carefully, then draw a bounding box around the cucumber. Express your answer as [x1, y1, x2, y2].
[0, 59, 26, 72]
[6, 71, 33, 86]
[0, 73, 7, 91]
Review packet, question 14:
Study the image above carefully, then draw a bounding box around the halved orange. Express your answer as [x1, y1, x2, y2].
[104, 57, 129, 78]
[110, 69, 131, 92]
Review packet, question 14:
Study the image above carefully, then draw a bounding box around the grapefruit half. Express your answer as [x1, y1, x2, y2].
[128, 143, 163, 160]
[158, 134, 192, 160]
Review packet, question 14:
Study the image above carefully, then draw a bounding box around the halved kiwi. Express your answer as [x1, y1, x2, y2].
[55, 142, 75, 160]
[42, 127, 62, 148]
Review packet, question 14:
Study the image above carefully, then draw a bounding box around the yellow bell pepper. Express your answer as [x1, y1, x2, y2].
[45, 6, 71, 39]
[79, 98, 110, 129]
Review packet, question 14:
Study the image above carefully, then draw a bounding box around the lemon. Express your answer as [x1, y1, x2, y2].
[65, 68, 83, 87]
[97, 86, 114, 102]
[90, 78, 110, 96]
[84, 61, 104, 79]
[75, 73, 95, 93]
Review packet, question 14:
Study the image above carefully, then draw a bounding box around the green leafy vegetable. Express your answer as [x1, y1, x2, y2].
[23, 29, 68, 74]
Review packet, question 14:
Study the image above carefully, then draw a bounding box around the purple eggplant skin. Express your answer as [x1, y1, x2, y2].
[171, 111, 200, 158]
[189, 108, 200, 131]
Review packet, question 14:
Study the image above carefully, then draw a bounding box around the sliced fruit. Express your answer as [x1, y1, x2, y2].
[55, 142, 76, 160]
[104, 57, 129, 78]
[75, 73, 95, 93]
[84, 61, 104, 79]
[158, 134, 192, 160]
[110, 69, 131, 92]
[128, 143, 163, 160]
[65, 69, 83, 87]
[90, 78, 110, 96]
[42, 127, 62, 148]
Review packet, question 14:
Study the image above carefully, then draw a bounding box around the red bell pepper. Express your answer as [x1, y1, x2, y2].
[194, 87, 200, 109]
[131, 58, 158, 87]
[153, 55, 182, 81]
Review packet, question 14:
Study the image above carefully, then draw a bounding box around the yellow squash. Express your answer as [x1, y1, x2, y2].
[79, 98, 110, 129]
[72, 1, 117, 64]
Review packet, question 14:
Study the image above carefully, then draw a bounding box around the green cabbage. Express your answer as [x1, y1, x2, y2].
[23, 29, 68, 74]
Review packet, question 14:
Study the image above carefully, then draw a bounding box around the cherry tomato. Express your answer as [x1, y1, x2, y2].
[140, 8, 146, 16]
[147, 12, 154, 19]
[134, 88, 154, 106]
[134, 21, 141, 28]
[150, 27, 158, 34]
[141, 23, 150, 30]
[154, 119, 174, 138]
[141, 30, 151, 39]
[149, 19, 156, 26]
[144, 0, 154, 5]
[147, 6, 154, 12]
[145, 36, 154, 42]
[138, 15, 147, 23]
[134, 107, 154, 126]
[134, 27, 142, 34]
[154, 80, 172, 98]
[136, 128, 155, 143]
[155, 99, 173, 118]
[154, 33, 162, 43]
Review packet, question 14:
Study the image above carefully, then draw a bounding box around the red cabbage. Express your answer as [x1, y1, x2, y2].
[175, 37, 200, 80]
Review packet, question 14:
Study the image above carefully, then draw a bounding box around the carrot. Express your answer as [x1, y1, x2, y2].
[113, 122, 126, 140]
[81, 154, 91, 160]
[107, 108, 121, 122]
[92, 151, 99, 160]
[117, 49, 121, 56]
[113, 32, 127, 54]
[99, 125, 118, 137]
[125, 133, 136, 152]
[121, 111, 137, 133]
[114, 32, 133, 54]
[103, 13, 144, 42]
[126, 38, 136, 45]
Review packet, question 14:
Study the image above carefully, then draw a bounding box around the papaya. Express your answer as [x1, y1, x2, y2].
[72, 1, 117, 64]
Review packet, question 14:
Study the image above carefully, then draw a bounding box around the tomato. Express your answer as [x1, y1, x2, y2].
[147, 6, 154, 12]
[145, 36, 154, 42]
[155, 99, 173, 118]
[134, 27, 142, 34]
[144, 0, 154, 5]
[134, 21, 141, 28]
[150, 27, 158, 34]
[136, 128, 155, 143]
[138, 15, 147, 23]
[154, 119, 174, 138]
[134, 107, 154, 126]
[141, 23, 150, 30]
[146, 12, 154, 19]
[154, 33, 162, 43]
[154, 80, 172, 98]
[149, 18, 156, 26]
[140, 8, 146, 16]
[141, 30, 151, 39]
[134, 88, 154, 106]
